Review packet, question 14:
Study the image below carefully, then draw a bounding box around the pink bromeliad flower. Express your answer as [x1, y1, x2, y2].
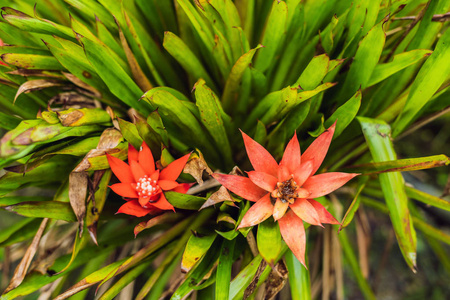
[106, 142, 190, 217]
[212, 123, 358, 266]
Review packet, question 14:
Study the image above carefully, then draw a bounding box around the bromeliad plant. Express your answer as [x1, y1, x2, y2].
[0, 0, 449, 299]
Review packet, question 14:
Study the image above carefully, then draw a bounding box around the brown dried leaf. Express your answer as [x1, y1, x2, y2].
[200, 186, 234, 210]
[63, 72, 101, 98]
[48, 92, 98, 110]
[7, 69, 64, 78]
[73, 128, 123, 172]
[14, 79, 63, 103]
[183, 151, 212, 185]
[133, 212, 182, 236]
[69, 172, 88, 235]
[244, 260, 267, 299]
[3, 218, 49, 293]
[264, 260, 289, 300]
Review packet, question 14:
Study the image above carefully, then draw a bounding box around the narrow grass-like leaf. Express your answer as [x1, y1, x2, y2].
[3, 201, 76, 222]
[195, 79, 233, 167]
[78, 35, 149, 113]
[367, 49, 432, 86]
[325, 89, 361, 138]
[345, 154, 450, 175]
[1, 53, 64, 70]
[405, 186, 450, 212]
[163, 31, 216, 91]
[358, 117, 417, 271]
[215, 238, 236, 300]
[254, 0, 287, 72]
[393, 29, 450, 137]
[340, 176, 368, 230]
[222, 44, 262, 111]
[285, 249, 311, 300]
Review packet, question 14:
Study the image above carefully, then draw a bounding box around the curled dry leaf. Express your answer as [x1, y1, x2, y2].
[133, 212, 183, 237]
[73, 128, 123, 172]
[69, 172, 88, 235]
[244, 259, 267, 299]
[263, 260, 289, 300]
[4, 218, 49, 293]
[200, 186, 234, 210]
[183, 151, 213, 185]
[63, 72, 101, 98]
[14, 79, 63, 103]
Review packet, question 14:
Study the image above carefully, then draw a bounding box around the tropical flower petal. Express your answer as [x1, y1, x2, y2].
[293, 160, 314, 187]
[158, 180, 179, 191]
[130, 160, 147, 182]
[277, 164, 290, 182]
[139, 142, 155, 175]
[241, 130, 278, 177]
[117, 200, 151, 217]
[273, 199, 289, 221]
[212, 173, 267, 202]
[278, 210, 306, 267]
[128, 144, 139, 164]
[110, 183, 138, 198]
[106, 154, 134, 183]
[237, 194, 273, 229]
[296, 188, 311, 199]
[150, 169, 160, 182]
[247, 171, 278, 192]
[302, 172, 358, 198]
[160, 153, 190, 181]
[308, 199, 340, 224]
[152, 193, 175, 211]
[301, 122, 336, 175]
[139, 195, 150, 207]
[172, 183, 192, 194]
[290, 198, 322, 226]
[280, 132, 301, 174]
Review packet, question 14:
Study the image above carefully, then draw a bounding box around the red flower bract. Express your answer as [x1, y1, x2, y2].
[212, 122, 358, 266]
[107, 142, 190, 217]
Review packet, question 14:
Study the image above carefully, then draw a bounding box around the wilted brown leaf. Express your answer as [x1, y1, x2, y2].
[63, 72, 101, 98]
[7, 69, 64, 78]
[69, 172, 88, 235]
[3, 218, 49, 293]
[200, 186, 234, 210]
[14, 79, 63, 103]
[134, 213, 183, 237]
[244, 260, 267, 299]
[183, 151, 212, 185]
[264, 260, 288, 300]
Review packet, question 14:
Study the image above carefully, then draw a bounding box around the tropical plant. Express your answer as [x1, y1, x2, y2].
[0, 0, 449, 299]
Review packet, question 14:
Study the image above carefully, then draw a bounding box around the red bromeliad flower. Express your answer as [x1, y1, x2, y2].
[106, 142, 190, 217]
[212, 123, 358, 266]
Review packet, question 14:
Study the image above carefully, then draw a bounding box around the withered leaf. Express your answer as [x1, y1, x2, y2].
[69, 172, 88, 235]
[14, 79, 63, 104]
[4, 218, 49, 293]
[134, 212, 183, 237]
[183, 151, 212, 185]
[264, 260, 289, 300]
[63, 72, 101, 98]
[244, 260, 267, 299]
[200, 186, 234, 210]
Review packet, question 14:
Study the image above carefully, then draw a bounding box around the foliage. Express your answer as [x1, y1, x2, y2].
[0, 0, 449, 299]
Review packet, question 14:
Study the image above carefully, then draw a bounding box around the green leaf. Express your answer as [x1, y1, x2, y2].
[324, 89, 362, 138]
[78, 35, 150, 113]
[194, 79, 233, 167]
[367, 49, 432, 86]
[393, 28, 450, 137]
[163, 31, 217, 91]
[254, 0, 287, 72]
[181, 232, 217, 273]
[358, 117, 417, 271]
[3, 201, 76, 222]
[222, 44, 262, 111]
[339, 176, 368, 230]
[345, 154, 450, 175]
[405, 187, 450, 212]
[117, 119, 143, 150]
[336, 19, 386, 103]
[1, 53, 64, 70]
[215, 238, 236, 300]
[293, 54, 330, 90]
[285, 249, 311, 300]
[165, 192, 205, 210]
[257, 218, 281, 266]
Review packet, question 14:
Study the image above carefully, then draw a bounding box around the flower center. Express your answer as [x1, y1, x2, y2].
[271, 176, 299, 204]
[135, 175, 160, 198]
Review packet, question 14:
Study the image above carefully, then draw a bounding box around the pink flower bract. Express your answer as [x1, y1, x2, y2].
[107, 142, 190, 217]
[212, 123, 358, 266]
